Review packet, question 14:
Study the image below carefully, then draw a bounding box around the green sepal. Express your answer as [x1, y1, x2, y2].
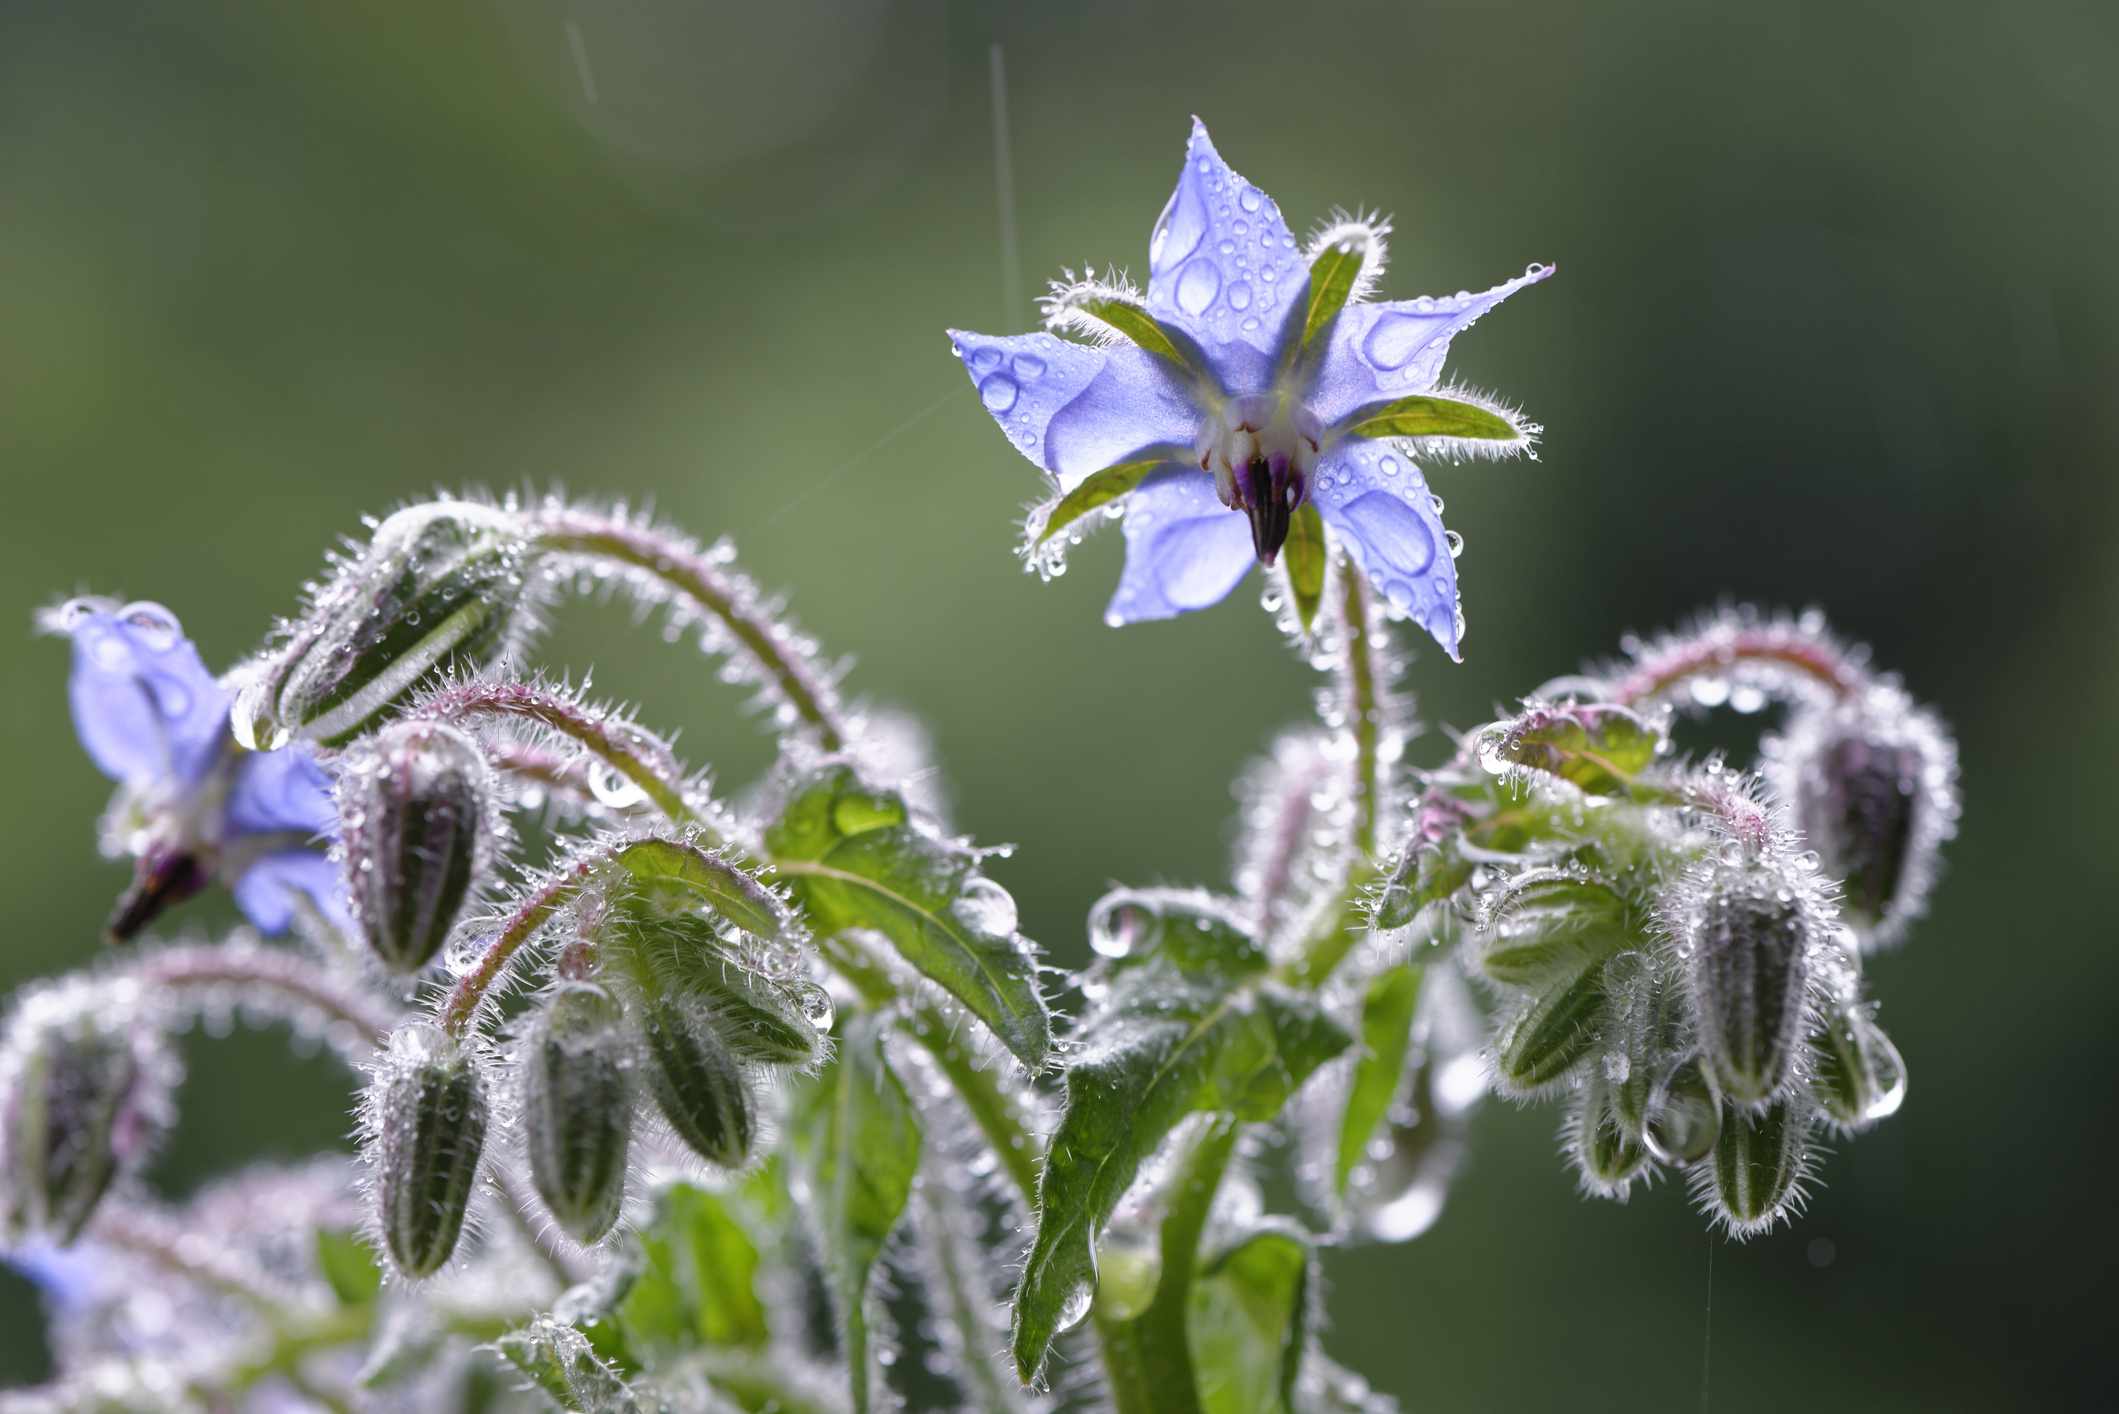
[1484, 703, 1668, 799]
[314, 1228, 383, 1306]
[612, 837, 787, 940]
[1332, 967, 1423, 1197]
[1340, 393, 1526, 446]
[1038, 458, 1163, 547]
[1064, 294, 1197, 371]
[1296, 228, 1382, 360]
[1281, 503, 1328, 636]
[768, 766, 1051, 1068]
[789, 1014, 922, 1414]
[1571, 1066, 1653, 1198]
[1011, 891, 1349, 1384]
[1188, 1224, 1313, 1414]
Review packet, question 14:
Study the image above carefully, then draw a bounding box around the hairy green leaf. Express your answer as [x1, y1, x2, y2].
[1486, 703, 1667, 798]
[1012, 892, 1349, 1383]
[1282, 503, 1328, 635]
[1189, 1225, 1313, 1414]
[1039, 458, 1162, 547]
[791, 1015, 922, 1414]
[314, 1228, 382, 1306]
[769, 767, 1050, 1067]
[1333, 967, 1423, 1196]
[617, 1184, 771, 1354]
[613, 837, 786, 939]
[1067, 294, 1196, 370]
[1297, 231, 1380, 358]
[1341, 394, 1524, 444]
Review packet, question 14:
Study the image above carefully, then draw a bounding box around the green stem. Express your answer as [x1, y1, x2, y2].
[1095, 1116, 1241, 1414]
[439, 860, 597, 1037]
[530, 512, 849, 752]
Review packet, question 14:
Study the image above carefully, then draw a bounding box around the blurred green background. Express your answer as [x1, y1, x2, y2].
[3, 0, 2113, 1408]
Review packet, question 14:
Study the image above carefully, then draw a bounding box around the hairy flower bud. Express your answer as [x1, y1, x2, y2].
[368, 1023, 488, 1277]
[1599, 950, 1687, 1143]
[520, 983, 633, 1243]
[1670, 852, 1828, 1109]
[1702, 1098, 1812, 1236]
[341, 721, 495, 973]
[1568, 1066, 1652, 1199]
[1809, 1002, 1906, 1132]
[237, 502, 532, 749]
[1492, 955, 1606, 1098]
[1766, 687, 1959, 951]
[0, 982, 175, 1242]
[638, 996, 756, 1168]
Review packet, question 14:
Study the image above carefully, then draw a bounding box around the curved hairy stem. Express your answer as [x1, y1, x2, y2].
[131, 942, 402, 1056]
[1606, 610, 1869, 708]
[528, 507, 851, 752]
[438, 858, 600, 1038]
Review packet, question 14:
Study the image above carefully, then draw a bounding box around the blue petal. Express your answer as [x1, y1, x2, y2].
[1311, 444, 1462, 659]
[65, 603, 231, 791]
[1144, 120, 1304, 359]
[947, 330, 1200, 491]
[1105, 469, 1257, 626]
[232, 849, 348, 937]
[1306, 264, 1554, 428]
[225, 745, 337, 841]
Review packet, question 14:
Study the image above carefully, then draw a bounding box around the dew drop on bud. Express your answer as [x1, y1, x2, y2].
[1087, 895, 1157, 959]
[1093, 1227, 1163, 1322]
[791, 981, 836, 1033]
[1055, 1278, 1095, 1334]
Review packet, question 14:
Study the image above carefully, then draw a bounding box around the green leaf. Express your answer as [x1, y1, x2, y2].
[314, 1228, 383, 1306]
[494, 1317, 640, 1413]
[1188, 1225, 1313, 1414]
[768, 767, 1051, 1068]
[1281, 503, 1327, 635]
[1066, 294, 1196, 370]
[1038, 458, 1162, 547]
[616, 1184, 771, 1354]
[1297, 230, 1380, 359]
[1333, 967, 1423, 1197]
[1484, 703, 1668, 799]
[1011, 892, 1349, 1384]
[1341, 394, 1524, 444]
[791, 1015, 922, 1414]
[613, 837, 786, 939]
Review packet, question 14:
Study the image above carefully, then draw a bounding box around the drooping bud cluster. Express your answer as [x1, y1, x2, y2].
[339, 719, 498, 973]
[0, 980, 177, 1243]
[1764, 684, 1959, 950]
[236, 500, 535, 750]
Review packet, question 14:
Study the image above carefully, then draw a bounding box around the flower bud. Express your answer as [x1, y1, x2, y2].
[341, 721, 494, 973]
[519, 983, 633, 1243]
[1767, 688, 1959, 951]
[237, 502, 531, 749]
[1491, 954, 1606, 1098]
[368, 1024, 488, 1277]
[1599, 950, 1687, 1143]
[1643, 1059, 1720, 1165]
[1568, 1067, 1652, 1200]
[1474, 869, 1633, 991]
[638, 996, 755, 1168]
[0, 982, 175, 1243]
[1808, 1003, 1906, 1132]
[1671, 854, 1825, 1109]
[1703, 1098, 1812, 1237]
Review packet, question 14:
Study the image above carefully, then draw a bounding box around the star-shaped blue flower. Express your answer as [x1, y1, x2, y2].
[46, 599, 348, 940]
[948, 119, 1550, 658]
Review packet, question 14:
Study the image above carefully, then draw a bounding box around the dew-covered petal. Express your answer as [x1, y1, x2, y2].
[1105, 470, 1256, 625]
[1144, 119, 1305, 360]
[232, 848, 349, 937]
[225, 744, 338, 841]
[1307, 264, 1554, 428]
[1310, 445, 1462, 659]
[64, 604, 231, 792]
[947, 330, 1201, 490]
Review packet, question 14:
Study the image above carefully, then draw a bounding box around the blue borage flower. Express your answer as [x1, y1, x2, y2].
[948, 119, 1550, 658]
[41, 598, 347, 940]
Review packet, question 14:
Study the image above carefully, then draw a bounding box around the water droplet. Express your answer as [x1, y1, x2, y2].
[1012, 353, 1047, 381]
[1089, 899, 1153, 959]
[970, 345, 1002, 372]
[589, 762, 649, 810]
[1362, 310, 1447, 371]
[792, 982, 836, 1033]
[1380, 455, 1400, 477]
[1227, 281, 1253, 311]
[1445, 530, 1464, 559]
[1238, 185, 1262, 213]
[1175, 257, 1221, 316]
[979, 373, 1020, 413]
[118, 601, 182, 652]
[951, 877, 1020, 937]
[1056, 1280, 1095, 1333]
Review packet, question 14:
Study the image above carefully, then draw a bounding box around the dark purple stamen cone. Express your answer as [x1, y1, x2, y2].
[105, 850, 208, 944]
[1242, 454, 1301, 565]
